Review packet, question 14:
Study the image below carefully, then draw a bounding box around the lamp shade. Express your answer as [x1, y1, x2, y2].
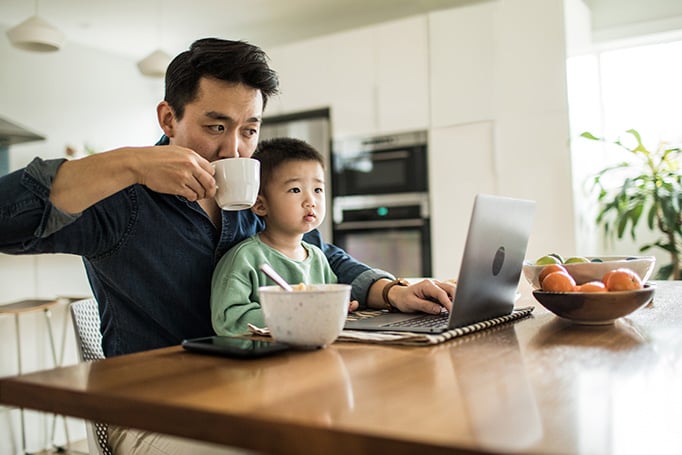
[6, 15, 65, 52]
[137, 49, 171, 78]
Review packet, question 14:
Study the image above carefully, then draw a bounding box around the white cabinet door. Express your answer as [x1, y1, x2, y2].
[325, 28, 377, 137]
[428, 3, 496, 127]
[267, 38, 345, 114]
[428, 122, 496, 279]
[374, 16, 429, 134]
[268, 16, 429, 138]
[268, 28, 376, 137]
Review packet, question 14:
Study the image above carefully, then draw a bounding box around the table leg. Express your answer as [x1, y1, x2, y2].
[14, 313, 28, 455]
[43, 308, 71, 451]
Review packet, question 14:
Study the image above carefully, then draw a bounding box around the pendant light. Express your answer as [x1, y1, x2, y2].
[6, 0, 64, 52]
[137, 0, 170, 78]
[137, 49, 172, 77]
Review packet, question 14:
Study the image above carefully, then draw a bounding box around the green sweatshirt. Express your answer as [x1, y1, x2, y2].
[210, 234, 337, 336]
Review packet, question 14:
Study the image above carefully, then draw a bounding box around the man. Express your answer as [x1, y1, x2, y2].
[0, 37, 454, 453]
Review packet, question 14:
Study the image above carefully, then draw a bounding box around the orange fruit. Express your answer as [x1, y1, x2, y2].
[542, 271, 576, 292]
[601, 270, 617, 286]
[604, 268, 643, 291]
[575, 281, 607, 292]
[539, 264, 568, 287]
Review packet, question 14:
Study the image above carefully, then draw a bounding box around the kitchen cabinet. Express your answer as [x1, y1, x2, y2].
[323, 28, 377, 136]
[427, 0, 575, 267]
[267, 16, 429, 138]
[267, 29, 375, 135]
[373, 16, 429, 134]
[428, 122, 496, 279]
[428, 3, 496, 128]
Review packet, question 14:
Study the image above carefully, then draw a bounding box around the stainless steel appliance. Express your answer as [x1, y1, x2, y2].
[260, 108, 332, 241]
[332, 131, 431, 277]
[333, 193, 431, 277]
[332, 130, 427, 197]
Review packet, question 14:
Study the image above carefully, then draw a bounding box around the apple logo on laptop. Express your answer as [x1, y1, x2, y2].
[492, 246, 505, 276]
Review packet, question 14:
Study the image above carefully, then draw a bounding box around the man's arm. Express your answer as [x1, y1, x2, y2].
[305, 230, 455, 313]
[50, 145, 216, 214]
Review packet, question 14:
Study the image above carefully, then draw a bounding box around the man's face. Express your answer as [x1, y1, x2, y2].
[162, 77, 264, 161]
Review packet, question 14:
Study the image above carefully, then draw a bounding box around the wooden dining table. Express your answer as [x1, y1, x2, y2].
[2, 280, 682, 454]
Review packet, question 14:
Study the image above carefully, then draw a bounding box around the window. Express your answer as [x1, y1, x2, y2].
[567, 36, 682, 258]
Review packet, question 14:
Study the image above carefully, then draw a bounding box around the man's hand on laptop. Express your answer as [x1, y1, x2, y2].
[385, 279, 455, 314]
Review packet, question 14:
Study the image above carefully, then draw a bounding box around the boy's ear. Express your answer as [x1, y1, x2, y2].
[251, 195, 267, 217]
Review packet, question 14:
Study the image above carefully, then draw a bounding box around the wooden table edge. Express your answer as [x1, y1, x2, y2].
[0, 347, 489, 455]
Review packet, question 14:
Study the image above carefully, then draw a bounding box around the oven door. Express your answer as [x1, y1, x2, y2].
[332, 131, 428, 196]
[332, 194, 431, 278]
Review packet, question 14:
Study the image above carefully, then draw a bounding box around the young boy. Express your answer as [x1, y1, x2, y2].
[211, 137, 355, 336]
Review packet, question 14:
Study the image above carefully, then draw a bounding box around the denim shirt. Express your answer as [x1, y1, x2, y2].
[0, 152, 392, 357]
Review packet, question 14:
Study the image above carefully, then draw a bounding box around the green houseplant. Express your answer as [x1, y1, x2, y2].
[581, 129, 682, 280]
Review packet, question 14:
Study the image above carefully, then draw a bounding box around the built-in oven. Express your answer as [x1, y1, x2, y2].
[332, 193, 431, 278]
[332, 130, 431, 276]
[332, 130, 428, 197]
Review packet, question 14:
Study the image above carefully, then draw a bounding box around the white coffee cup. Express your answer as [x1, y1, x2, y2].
[211, 158, 260, 210]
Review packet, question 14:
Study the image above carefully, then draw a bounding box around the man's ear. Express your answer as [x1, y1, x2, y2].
[251, 195, 267, 217]
[157, 101, 176, 138]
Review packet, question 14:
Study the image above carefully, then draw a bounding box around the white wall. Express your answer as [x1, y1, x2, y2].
[0, 31, 163, 453]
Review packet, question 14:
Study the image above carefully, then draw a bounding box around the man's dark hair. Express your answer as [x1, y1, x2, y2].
[253, 138, 325, 191]
[164, 38, 280, 120]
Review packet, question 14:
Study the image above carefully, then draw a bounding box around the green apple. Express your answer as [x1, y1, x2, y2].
[548, 253, 564, 263]
[535, 255, 562, 266]
[565, 256, 590, 264]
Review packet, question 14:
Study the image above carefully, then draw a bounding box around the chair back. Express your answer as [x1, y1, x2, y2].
[69, 298, 112, 455]
[70, 298, 105, 361]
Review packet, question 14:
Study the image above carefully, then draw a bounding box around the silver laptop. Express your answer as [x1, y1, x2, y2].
[344, 193, 536, 333]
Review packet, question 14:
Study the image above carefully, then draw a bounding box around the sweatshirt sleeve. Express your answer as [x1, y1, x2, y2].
[210, 240, 266, 337]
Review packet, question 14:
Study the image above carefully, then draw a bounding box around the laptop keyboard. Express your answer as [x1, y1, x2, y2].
[383, 312, 449, 329]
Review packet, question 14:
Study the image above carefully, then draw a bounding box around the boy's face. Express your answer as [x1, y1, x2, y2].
[255, 160, 326, 236]
[158, 77, 263, 161]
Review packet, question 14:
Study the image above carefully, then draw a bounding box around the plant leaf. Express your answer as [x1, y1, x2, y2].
[656, 264, 673, 280]
[626, 128, 643, 145]
[589, 128, 682, 279]
[580, 131, 601, 141]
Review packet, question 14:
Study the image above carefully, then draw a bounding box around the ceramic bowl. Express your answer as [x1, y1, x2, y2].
[532, 284, 655, 325]
[523, 255, 655, 289]
[259, 284, 351, 348]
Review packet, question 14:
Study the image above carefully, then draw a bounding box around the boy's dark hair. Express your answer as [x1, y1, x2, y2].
[164, 38, 280, 120]
[253, 138, 325, 190]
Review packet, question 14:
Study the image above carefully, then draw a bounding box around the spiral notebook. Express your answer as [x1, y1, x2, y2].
[344, 194, 536, 334]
